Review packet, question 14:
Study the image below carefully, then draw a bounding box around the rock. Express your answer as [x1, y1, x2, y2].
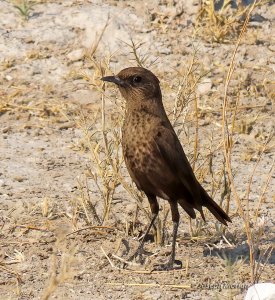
[13, 176, 26, 182]
[2, 126, 11, 133]
[244, 283, 275, 300]
[197, 78, 212, 94]
[159, 47, 172, 55]
[143, 290, 162, 300]
[67, 48, 84, 62]
[5, 75, 13, 81]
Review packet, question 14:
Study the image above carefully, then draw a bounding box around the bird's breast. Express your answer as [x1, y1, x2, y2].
[122, 113, 158, 174]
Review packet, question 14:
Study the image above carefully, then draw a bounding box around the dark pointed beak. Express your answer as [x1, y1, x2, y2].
[101, 76, 126, 87]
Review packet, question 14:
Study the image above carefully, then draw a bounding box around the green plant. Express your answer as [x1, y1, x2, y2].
[14, 0, 34, 21]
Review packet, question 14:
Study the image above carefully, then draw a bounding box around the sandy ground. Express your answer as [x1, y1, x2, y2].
[0, 0, 274, 299]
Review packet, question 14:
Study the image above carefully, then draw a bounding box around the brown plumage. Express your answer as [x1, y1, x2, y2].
[102, 67, 231, 270]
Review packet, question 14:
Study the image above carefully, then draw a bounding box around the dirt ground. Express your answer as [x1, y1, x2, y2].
[0, 1, 274, 299]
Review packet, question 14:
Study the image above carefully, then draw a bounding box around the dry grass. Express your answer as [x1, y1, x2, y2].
[195, 0, 269, 43]
[1, 0, 274, 298]
[58, 3, 274, 284]
[0, 83, 72, 123]
[66, 1, 275, 285]
[42, 239, 78, 300]
[221, 0, 274, 282]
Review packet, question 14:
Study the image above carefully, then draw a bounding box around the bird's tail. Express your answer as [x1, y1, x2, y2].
[200, 186, 231, 226]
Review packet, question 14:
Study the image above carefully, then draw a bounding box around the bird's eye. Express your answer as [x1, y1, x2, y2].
[132, 76, 142, 84]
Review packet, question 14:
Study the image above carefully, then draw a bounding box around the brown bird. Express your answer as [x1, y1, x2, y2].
[102, 67, 231, 270]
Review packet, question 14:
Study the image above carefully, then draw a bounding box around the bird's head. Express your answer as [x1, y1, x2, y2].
[101, 67, 162, 104]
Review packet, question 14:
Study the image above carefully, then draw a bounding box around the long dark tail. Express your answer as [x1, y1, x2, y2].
[200, 186, 232, 226]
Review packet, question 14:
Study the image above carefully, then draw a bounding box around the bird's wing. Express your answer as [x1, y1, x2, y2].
[151, 122, 201, 202]
[123, 115, 201, 204]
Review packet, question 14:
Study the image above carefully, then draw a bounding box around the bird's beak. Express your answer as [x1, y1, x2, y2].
[101, 76, 126, 87]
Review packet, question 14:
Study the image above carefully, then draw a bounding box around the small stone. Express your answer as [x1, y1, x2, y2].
[5, 75, 13, 81]
[245, 283, 275, 300]
[67, 49, 84, 62]
[197, 78, 212, 94]
[13, 176, 26, 182]
[159, 47, 171, 55]
[2, 126, 11, 133]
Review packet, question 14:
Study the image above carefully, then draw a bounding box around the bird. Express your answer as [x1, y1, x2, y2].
[101, 67, 231, 270]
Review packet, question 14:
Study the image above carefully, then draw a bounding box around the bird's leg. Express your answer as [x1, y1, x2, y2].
[129, 194, 159, 263]
[154, 201, 182, 271]
[167, 221, 179, 267]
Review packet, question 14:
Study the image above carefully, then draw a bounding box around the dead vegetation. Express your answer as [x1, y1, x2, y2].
[0, 0, 274, 299]
[195, 0, 270, 43]
[66, 0, 273, 284]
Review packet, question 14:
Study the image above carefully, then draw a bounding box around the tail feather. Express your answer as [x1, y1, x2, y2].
[197, 206, 206, 222]
[178, 198, 196, 219]
[200, 187, 231, 226]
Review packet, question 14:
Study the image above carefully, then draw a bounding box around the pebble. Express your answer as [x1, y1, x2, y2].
[5, 75, 13, 81]
[67, 48, 84, 62]
[197, 78, 212, 94]
[2, 126, 11, 133]
[245, 283, 275, 300]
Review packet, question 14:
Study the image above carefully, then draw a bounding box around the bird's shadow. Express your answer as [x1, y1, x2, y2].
[120, 237, 154, 257]
[203, 243, 275, 265]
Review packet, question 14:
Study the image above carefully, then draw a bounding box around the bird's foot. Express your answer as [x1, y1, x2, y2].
[153, 259, 182, 271]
